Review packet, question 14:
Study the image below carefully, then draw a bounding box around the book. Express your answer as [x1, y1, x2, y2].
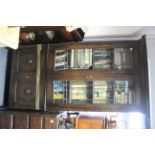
[93, 48, 113, 69]
[54, 92, 64, 100]
[93, 81, 113, 104]
[114, 80, 129, 104]
[54, 50, 67, 70]
[70, 49, 92, 69]
[70, 81, 88, 100]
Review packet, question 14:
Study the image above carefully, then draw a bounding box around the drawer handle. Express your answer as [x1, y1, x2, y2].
[27, 59, 33, 64]
[25, 88, 32, 94]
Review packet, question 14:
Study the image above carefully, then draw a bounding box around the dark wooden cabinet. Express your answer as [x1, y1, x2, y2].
[0, 110, 61, 129]
[9, 45, 47, 110]
[46, 37, 148, 117]
[7, 36, 149, 128]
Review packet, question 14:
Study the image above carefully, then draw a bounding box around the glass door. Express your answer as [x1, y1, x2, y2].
[53, 80, 135, 105]
[53, 47, 134, 71]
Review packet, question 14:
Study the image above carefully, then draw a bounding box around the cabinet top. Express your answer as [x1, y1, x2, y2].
[19, 26, 85, 45]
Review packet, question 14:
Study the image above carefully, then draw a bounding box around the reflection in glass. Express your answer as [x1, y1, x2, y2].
[114, 81, 134, 104]
[93, 48, 113, 69]
[93, 81, 113, 104]
[53, 80, 135, 105]
[61, 111, 146, 129]
[54, 47, 134, 71]
[113, 48, 133, 70]
[105, 112, 146, 129]
[70, 81, 92, 104]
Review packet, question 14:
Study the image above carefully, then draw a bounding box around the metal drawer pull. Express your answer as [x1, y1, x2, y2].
[25, 88, 32, 94]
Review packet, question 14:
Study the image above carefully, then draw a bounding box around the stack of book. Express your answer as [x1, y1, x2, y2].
[70, 49, 92, 69]
[93, 81, 113, 104]
[70, 81, 91, 104]
[93, 49, 113, 69]
[54, 50, 67, 70]
[114, 80, 130, 104]
[53, 81, 64, 101]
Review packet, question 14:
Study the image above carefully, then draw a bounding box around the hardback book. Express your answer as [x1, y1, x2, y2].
[70, 49, 92, 69]
[93, 48, 113, 69]
[55, 50, 67, 70]
[93, 81, 113, 104]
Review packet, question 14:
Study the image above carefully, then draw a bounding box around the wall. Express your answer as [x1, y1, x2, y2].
[0, 48, 8, 106]
[146, 35, 155, 128]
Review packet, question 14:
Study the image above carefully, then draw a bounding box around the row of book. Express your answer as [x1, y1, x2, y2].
[54, 48, 133, 70]
[53, 80, 134, 104]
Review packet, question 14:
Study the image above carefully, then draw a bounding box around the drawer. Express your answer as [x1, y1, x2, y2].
[17, 80, 36, 108]
[14, 114, 29, 129]
[0, 114, 13, 129]
[18, 48, 37, 73]
[44, 116, 56, 129]
[9, 79, 36, 109]
[29, 115, 43, 129]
